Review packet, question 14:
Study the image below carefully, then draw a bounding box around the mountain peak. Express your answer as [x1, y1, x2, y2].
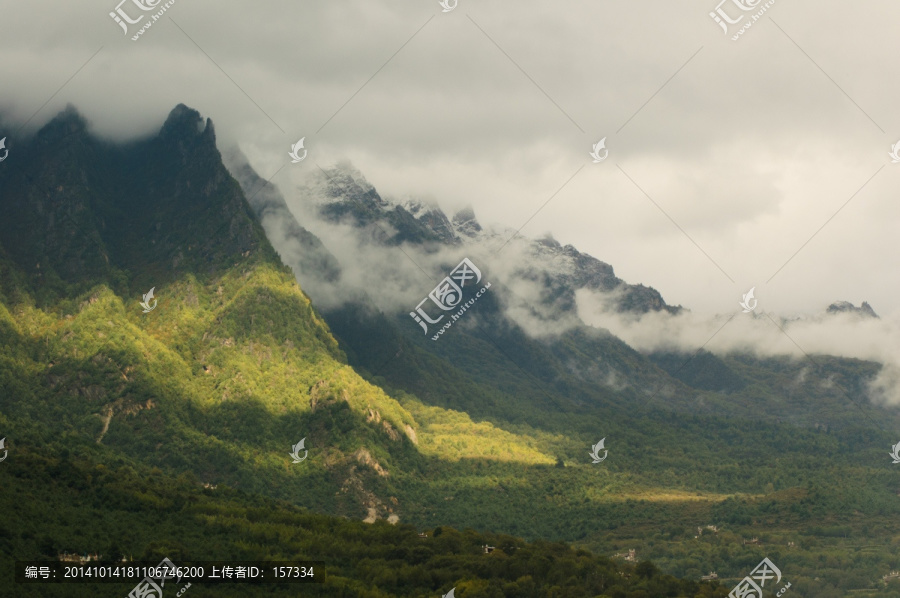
[826, 300, 879, 319]
[0, 103, 276, 296]
[34, 103, 89, 144]
[48, 103, 87, 126]
[452, 206, 483, 237]
[163, 103, 209, 129]
[159, 103, 215, 146]
[326, 160, 377, 194]
[399, 196, 440, 216]
[150, 104, 220, 175]
[536, 233, 561, 249]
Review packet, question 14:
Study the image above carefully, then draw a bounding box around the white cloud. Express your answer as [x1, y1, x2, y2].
[576, 287, 900, 404]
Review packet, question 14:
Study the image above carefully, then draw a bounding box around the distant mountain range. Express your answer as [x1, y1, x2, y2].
[2, 105, 899, 595]
[227, 151, 889, 417]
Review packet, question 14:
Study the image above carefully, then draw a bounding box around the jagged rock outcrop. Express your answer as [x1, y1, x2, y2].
[302, 162, 681, 316]
[826, 301, 878, 319]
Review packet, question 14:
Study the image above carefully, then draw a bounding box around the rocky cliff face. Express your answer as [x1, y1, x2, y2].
[0, 103, 277, 300]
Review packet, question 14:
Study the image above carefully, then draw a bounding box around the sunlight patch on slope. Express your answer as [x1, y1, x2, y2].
[595, 488, 736, 503]
[404, 400, 555, 464]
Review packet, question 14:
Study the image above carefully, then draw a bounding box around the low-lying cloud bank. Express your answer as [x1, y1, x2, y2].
[576, 288, 900, 406]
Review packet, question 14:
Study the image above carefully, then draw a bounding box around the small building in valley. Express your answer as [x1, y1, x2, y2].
[613, 549, 637, 562]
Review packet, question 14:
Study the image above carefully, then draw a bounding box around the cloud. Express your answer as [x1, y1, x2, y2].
[2, 0, 898, 317]
[575, 288, 900, 404]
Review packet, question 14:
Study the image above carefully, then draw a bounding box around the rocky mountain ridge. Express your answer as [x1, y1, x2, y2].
[826, 300, 879, 319]
[302, 162, 682, 316]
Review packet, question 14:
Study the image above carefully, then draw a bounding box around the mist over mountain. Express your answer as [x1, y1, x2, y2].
[223, 153, 900, 407]
[221, 147, 342, 289]
[3, 105, 900, 596]
[228, 157, 686, 325]
[1, 2, 900, 597]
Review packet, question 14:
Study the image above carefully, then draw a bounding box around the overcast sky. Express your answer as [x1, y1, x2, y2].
[1, 0, 899, 318]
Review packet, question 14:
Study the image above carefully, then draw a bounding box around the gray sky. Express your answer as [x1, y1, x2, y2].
[1, 0, 899, 319]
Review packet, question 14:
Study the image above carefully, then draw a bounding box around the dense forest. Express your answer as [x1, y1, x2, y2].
[1, 446, 732, 598]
